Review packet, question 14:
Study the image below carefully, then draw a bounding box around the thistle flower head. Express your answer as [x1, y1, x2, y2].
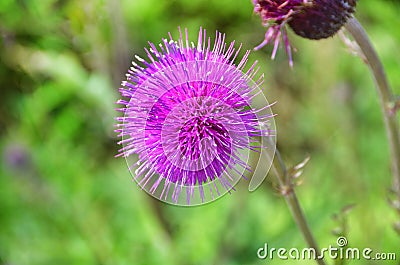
[116, 28, 275, 206]
[253, 0, 357, 66]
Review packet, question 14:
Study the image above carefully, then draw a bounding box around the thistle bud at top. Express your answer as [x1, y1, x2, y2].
[253, 0, 357, 65]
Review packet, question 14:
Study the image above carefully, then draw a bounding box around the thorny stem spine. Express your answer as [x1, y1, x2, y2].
[270, 147, 326, 265]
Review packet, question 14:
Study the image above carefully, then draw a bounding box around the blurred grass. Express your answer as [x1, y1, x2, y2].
[0, 0, 399, 264]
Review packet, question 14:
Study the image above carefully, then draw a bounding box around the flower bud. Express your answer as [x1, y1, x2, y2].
[288, 0, 357, 40]
[252, 0, 357, 65]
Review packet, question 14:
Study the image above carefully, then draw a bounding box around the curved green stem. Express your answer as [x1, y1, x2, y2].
[269, 147, 326, 265]
[344, 17, 400, 195]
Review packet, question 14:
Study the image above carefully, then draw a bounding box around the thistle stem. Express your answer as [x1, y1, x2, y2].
[344, 17, 400, 195]
[270, 148, 326, 265]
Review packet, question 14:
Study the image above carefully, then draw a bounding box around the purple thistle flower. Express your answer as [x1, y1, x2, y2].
[253, 0, 357, 66]
[115, 28, 275, 206]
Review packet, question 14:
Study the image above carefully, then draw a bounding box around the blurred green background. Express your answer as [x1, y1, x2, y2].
[0, 0, 399, 264]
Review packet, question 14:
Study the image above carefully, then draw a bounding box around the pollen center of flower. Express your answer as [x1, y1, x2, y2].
[160, 95, 237, 173]
[178, 116, 229, 160]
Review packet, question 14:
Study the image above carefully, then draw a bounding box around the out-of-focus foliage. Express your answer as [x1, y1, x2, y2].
[0, 1, 399, 265]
